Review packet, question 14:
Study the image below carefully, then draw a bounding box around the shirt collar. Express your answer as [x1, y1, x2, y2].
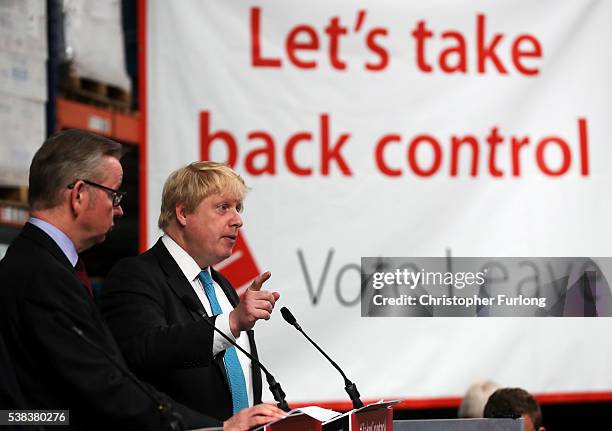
[161, 234, 209, 282]
[28, 217, 79, 266]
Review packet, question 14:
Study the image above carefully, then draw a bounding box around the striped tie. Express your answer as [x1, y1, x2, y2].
[197, 270, 249, 413]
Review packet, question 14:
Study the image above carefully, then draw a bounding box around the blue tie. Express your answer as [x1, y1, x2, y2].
[197, 270, 249, 413]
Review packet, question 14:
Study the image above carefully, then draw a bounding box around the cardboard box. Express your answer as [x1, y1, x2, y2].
[64, 0, 130, 91]
[0, 0, 47, 58]
[0, 92, 45, 186]
[0, 51, 47, 102]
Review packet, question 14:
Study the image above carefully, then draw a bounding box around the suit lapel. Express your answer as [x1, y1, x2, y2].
[21, 223, 75, 272]
[150, 242, 263, 404]
[21, 223, 95, 305]
[211, 268, 239, 306]
[246, 329, 263, 404]
[152, 239, 233, 397]
[151, 239, 204, 321]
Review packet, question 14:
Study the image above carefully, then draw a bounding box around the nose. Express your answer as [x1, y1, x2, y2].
[230, 209, 243, 228]
[113, 205, 124, 218]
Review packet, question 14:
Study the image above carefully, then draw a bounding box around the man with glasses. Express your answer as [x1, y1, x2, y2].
[0, 129, 285, 430]
[68, 179, 127, 208]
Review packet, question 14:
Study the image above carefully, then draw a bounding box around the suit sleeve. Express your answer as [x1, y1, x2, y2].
[19, 261, 222, 429]
[99, 258, 216, 373]
[0, 333, 26, 409]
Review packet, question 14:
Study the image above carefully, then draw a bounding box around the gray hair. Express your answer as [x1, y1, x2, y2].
[28, 129, 122, 210]
[458, 380, 501, 418]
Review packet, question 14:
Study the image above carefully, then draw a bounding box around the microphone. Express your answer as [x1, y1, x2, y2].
[181, 295, 291, 412]
[54, 314, 184, 430]
[280, 307, 364, 409]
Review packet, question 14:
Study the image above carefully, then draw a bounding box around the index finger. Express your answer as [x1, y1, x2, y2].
[249, 271, 271, 291]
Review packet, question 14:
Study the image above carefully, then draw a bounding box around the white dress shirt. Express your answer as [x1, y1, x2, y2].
[161, 234, 254, 406]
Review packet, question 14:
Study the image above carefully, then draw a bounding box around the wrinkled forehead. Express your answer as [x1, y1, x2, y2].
[204, 185, 245, 204]
[205, 192, 244, 204]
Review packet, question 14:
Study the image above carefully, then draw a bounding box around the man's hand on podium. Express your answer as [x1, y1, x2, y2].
[223, 403, 287, 431]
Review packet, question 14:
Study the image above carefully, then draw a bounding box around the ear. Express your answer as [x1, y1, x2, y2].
[175, 203, 188, 227]
[69, 180, 87, 215]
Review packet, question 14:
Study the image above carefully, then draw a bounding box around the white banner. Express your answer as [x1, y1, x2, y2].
[145, 0, 612, 403]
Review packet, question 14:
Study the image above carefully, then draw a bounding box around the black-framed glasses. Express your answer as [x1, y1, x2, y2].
[68, 179, 126, 207]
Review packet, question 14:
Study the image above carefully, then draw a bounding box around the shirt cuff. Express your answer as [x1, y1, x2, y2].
[212, 312, 239, 355]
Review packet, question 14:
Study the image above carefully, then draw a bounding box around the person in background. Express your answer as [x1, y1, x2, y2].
[484, 387, 545, 431]
[458, 380, 501, 418]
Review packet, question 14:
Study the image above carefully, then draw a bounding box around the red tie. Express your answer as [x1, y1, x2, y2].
[75, 258, 93, 297]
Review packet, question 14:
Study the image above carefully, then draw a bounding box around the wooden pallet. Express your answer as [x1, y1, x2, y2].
[0, 186, 28, 206]
[0, 185, 29, 226]
[0, 204, 29, 227]
[60, 63, 132, 113]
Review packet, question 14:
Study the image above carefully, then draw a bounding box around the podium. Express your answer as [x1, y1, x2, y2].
[323, 400, 396, 431]
[192, 408, 524, 431]
[254, 401, 396, 431]
[259, 416, 523, 431]
[257, 412, 321, 431]
[393, 418, 524, 431]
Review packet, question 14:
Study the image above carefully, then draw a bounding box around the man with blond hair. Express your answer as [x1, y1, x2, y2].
[100, 161, 281, 423]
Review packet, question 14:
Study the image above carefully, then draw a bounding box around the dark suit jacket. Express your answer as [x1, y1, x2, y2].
[99, 238, 263, 421]
[0, 223, 220, 430]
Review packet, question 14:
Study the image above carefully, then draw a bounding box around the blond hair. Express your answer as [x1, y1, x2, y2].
[158, 161, 247, 230]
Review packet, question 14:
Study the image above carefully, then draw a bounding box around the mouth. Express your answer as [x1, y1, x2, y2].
[222, 234, 237, 244]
